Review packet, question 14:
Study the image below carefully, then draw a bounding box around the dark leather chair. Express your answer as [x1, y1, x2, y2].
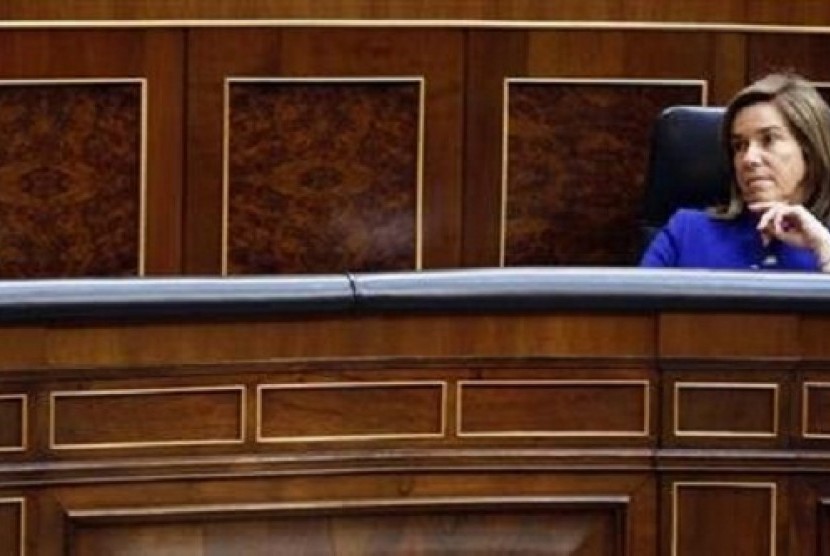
[640, 106, 732, 249]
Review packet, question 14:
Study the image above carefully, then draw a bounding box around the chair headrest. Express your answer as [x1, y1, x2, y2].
[642, 106, 731, 227]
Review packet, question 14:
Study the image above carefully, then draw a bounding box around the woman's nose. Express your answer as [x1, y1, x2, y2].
[741, 142, 762, 168]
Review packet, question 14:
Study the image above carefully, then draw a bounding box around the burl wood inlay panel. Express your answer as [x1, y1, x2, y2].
[0, 395, 25, 451]
[258, 382, 444, 441]
[675, 383, 778, 437]
[70, 500, 623, 556]
[226, 79, 421, 274]
[0, 81, 143, 278]
[0, 499, 23, 556]
[672, 482, 775, 556]
[504, 80, 703, 266]
[458, 380, 649, 437]
[51, 386, 244, 449]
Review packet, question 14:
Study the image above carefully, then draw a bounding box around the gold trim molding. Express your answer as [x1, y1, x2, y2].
[673, 382, 779, 438]
[2, 20, 830, 34]
[457, 379, 650, 438]
[671, 481, 776, 556]
[0, 394, 26, 453]
[0, 497, 25, 556]
[256, 381, 446, 443]
[49, 385, 246, 450]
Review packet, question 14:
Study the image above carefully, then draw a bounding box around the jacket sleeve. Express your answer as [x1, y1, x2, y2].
[639, 212, 683, 267]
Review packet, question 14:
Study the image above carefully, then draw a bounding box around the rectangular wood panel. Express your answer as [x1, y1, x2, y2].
[51, 386, 245, 449]
[458, 380, 649, 437]
[671, 482, 775, 556]
[0, 395, 25, 451]
[660, 314, 799, 358]
[502, 79, 704, 266]
[258, 382, 445, 441]
[674, 382, 778, 438]
[68, 497, 625, 556]
[0, 498, 23, 556]
[224, 78, 422, 274]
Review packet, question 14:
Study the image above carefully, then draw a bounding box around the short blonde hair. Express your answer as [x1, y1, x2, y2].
[713, 73, 830, 225]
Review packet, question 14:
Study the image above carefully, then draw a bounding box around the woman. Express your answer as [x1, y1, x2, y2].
[640, 73, 830, 271]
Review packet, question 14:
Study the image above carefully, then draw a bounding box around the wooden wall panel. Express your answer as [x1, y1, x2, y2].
[503, 80, 703, 265]
[1, 0, 829, 24]
[50, 386, 244, 450]
[0, 30, 184, 275]
[187, 28, 462, 273]
[0, 395, 25, 452]
[258, 382, 445, 441]
[225, 79, 421, 274]
[668, 481, 777, 556]
[463, 31, 528, 267]
[748, 34, 830, 82]
[663, 372, 789, 450]
[659, 313, 799, 359]
[0, 498, 23, 556]
[0, 81, 143, 277]
[458, 379, 649, 439]
[70, 503, 624, 555]
[30, 314, 653, 367]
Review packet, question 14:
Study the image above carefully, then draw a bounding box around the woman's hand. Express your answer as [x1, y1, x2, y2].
[748, 201, 830, 271]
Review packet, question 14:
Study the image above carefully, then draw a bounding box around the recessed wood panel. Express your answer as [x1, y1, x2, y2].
[660, 313, 799, 358]
[225, 78, 421, 274]
[503, 79, 704, 266]
[672, 482, 775, 556]
[51, 386, 245, 449]
[258, 382, 444, 441]
[188, 28, 462, 273]
[802, 382, 830, 438]
[41, 314, 654, 367]
[0, 30, 185, 275]
[674, 383, 778, 438]
[748, 34, 830, 84]
[0, 498, 23, 556]
[0, 80, 144, 277]
[69, 498, 624, 556]
[459, 380, 649, 437]
[0, 395, 25, 451]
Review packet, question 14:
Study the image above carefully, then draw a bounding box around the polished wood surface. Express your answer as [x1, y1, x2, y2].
[1, 0, 830, 25]
[2, 26, 830, 273]
[1, 302, 829, 554]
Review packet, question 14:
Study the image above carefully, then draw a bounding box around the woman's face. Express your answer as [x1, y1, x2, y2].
[731, 101, 807, 205]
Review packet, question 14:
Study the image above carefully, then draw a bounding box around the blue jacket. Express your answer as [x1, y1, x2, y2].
[640, 208, 821, 270]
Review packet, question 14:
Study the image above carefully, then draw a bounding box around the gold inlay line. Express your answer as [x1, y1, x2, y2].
[671, 481, 776, 556]
[674, 381, 779, 438]
[499, 78, 707, 266]
[457, 379, 650, 437]
[67, 494, 628, 521]
[50, 385, 246, 450]
[0, 394, 26, 453]
[0, 497, 25, 556]
[256, 381, 446, 443]
[222, 76, 425, 274]
[3, 20, 830, 34]
[0, 78, 148, 276]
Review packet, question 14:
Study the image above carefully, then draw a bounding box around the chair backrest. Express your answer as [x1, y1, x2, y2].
[641, 105, 731, 247]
